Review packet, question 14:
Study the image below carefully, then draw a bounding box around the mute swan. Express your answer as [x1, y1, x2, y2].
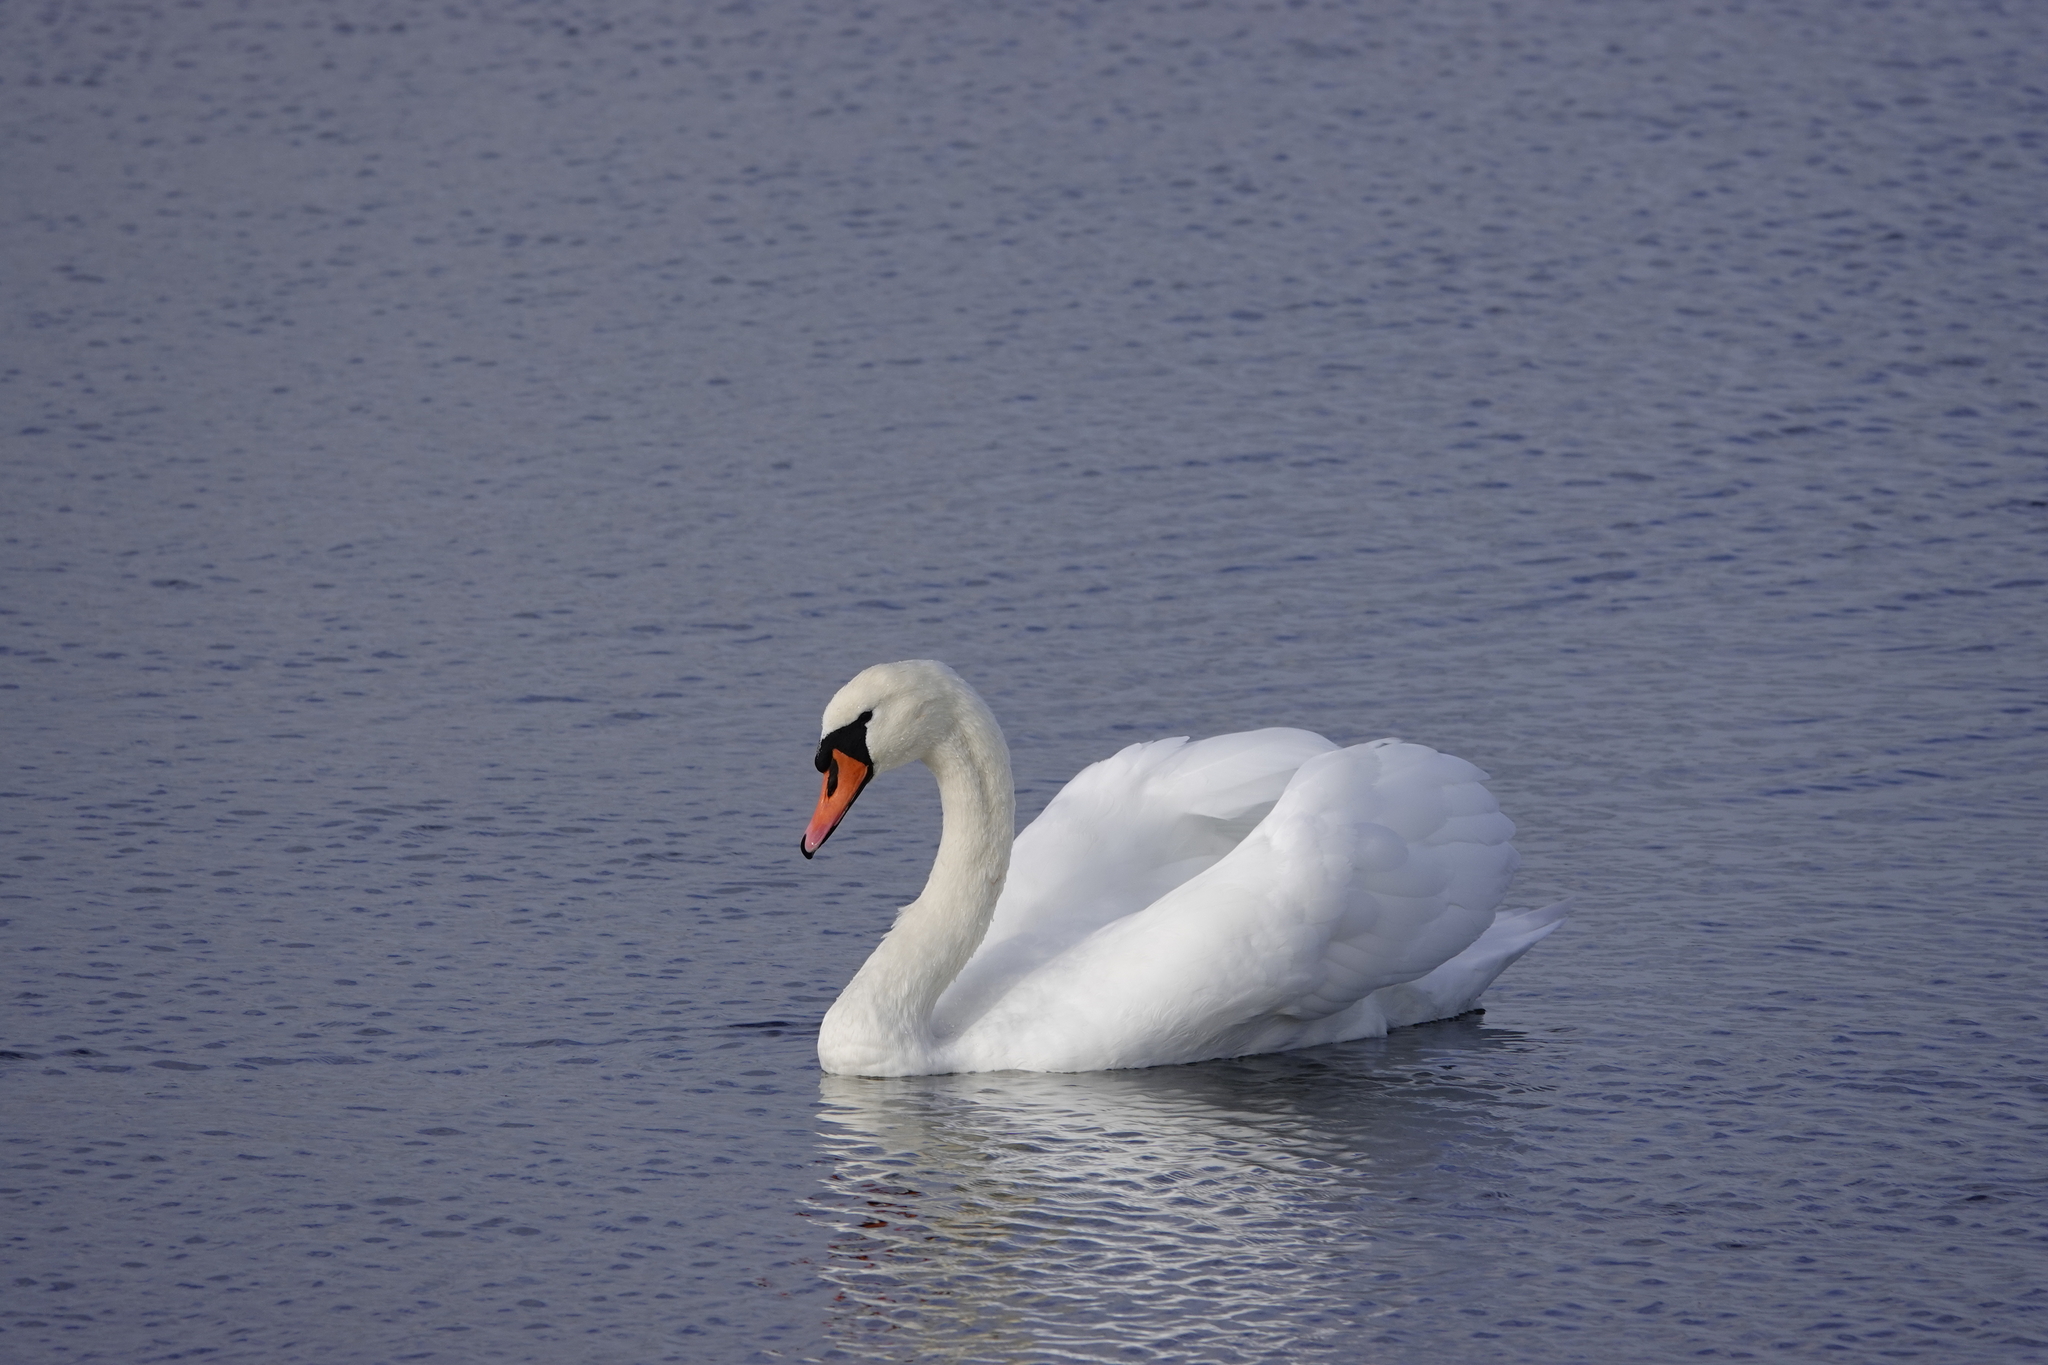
[801, 660, 1567, 1077]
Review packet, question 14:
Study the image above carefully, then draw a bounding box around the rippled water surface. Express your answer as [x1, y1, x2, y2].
[4, 2, 2045, 1361]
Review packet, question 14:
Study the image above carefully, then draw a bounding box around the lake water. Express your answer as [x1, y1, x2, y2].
[4, 2, 2044, 1361]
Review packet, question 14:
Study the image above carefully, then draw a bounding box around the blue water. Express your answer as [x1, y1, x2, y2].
[4, 2, 2044, 1361]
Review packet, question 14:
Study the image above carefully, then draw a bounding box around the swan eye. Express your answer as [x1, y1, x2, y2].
[814, 710, 876, 775]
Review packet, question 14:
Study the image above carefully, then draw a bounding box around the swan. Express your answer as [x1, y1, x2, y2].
[800, 660, 1567, 1077]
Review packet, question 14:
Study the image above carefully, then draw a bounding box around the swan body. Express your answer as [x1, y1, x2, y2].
[803, 660, 1566, 1077]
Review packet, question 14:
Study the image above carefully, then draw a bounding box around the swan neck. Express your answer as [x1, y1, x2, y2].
[921, 725, 1015, 925]
[821, 696, 1013, 1075]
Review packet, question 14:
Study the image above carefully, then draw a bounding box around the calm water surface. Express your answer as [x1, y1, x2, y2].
[3, 2, 2044, 1361]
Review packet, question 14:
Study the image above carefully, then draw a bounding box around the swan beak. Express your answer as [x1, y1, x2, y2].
[801, 750, 872, 858]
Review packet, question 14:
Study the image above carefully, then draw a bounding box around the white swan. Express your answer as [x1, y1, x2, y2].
[801, 660, 1567, 1077]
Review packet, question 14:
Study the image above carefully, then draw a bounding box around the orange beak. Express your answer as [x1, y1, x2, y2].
[801, 750, 872, 858]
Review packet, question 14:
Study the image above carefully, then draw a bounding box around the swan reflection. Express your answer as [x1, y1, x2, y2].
[807, 1018, 1551, 1359]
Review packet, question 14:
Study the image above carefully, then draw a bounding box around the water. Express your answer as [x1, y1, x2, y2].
[3, 1, 2044, 1360]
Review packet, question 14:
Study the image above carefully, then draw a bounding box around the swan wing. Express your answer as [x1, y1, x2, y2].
[930, 728, 1337, 1034]
[943, 740, 1521, 1072]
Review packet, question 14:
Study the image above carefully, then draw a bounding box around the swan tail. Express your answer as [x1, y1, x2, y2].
[1373, 897, 1573, 1029]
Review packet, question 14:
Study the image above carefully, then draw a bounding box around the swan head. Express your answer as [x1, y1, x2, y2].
[802, 658, 995, 859]
[801, 659, 985, 858]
